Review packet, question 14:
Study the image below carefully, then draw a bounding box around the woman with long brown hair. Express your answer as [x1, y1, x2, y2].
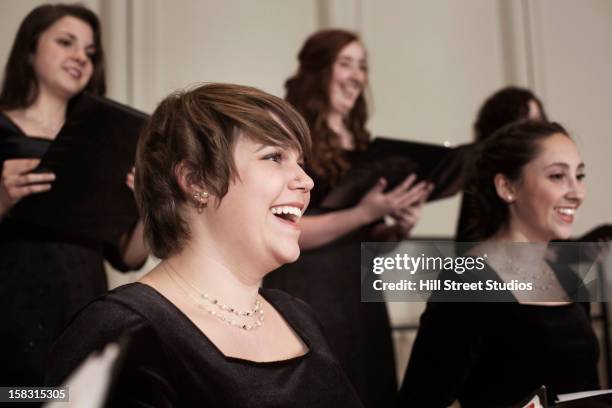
[401, 121, 598, 407]
[0, 3, 147, 386]
[456, 86, 548, 242]
[265, 29, 431, 407]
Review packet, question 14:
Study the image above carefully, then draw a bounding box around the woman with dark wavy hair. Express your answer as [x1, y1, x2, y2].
[0, 3, 147, 386]
[284, 29, 370, 186]
[265, 29, 431, 407]
[456, 86, 548, 241]
[474, 86, 547, 143]
[401, 120, 598, 407]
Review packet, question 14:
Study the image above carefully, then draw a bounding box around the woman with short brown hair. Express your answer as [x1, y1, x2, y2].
[47, 83, 364, 407]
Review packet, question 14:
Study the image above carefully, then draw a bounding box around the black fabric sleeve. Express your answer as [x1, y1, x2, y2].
[103, 242, 132, 272]
[398, 302, 481, 407]
[45, 299, 141, 386]
[102, 220, 146, 272]
[105, 323, 178, 407]
[45, 299, 178, 407]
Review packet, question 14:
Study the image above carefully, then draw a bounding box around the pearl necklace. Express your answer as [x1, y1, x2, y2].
[165, 263, 265, 331]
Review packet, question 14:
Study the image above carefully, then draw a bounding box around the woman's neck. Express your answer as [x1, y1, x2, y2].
[327, 111, 345, 133]
[26, 91, 68, 130]
[487, 226, 549, 268]
[493, 228, 531, 243]
[163, 244, 262, 313]
[327, 111, 355, 150]
[7, 90, 68, 138]
[493, 221, 551, 244]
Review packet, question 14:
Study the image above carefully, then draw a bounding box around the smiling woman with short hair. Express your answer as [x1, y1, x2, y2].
[46, 83, 365, 407]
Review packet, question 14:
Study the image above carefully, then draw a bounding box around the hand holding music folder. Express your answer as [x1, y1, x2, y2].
[320, 137, 475, 210]
[9, 93, 149, 244]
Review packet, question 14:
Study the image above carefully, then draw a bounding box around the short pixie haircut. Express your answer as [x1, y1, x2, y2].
[135, 83, 312, 259]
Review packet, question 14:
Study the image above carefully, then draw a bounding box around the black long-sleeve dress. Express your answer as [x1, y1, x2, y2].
[46, 283, 364, 407]
[0, 112, 133, 386]
[399, 264, 600, 407]
[264, 151, 398, 408]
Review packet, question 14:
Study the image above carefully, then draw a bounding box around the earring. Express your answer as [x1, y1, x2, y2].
[507, 195, 514, 203]
[193, 191, 209, 214]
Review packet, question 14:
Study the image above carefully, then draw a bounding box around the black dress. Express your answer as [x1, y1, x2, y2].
[399, 265, 600, 407]
[264, 151, 397, 408]
[46, 283, 364, 407]
[0, 113, 132, 386]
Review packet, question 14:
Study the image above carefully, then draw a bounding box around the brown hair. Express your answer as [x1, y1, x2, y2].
[474, 86, 547, 142]
[285, 29, 369, 184]
[462, 120, 570, 241]
[0, 3, 106, 110]
[135, 83, 312, 259]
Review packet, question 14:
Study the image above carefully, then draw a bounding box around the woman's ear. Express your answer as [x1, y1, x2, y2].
[494, 173, 516, 204]
[175, 161, 209, 213]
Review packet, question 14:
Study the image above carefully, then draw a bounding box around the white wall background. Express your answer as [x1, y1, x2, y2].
[2, 0, 609, 237]
[2, 0, 611, 386]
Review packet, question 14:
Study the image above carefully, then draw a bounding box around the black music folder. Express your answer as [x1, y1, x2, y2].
[577, 224, 612, 242]
[9, 93, 148, 244]
[320, 137, 474, 210]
